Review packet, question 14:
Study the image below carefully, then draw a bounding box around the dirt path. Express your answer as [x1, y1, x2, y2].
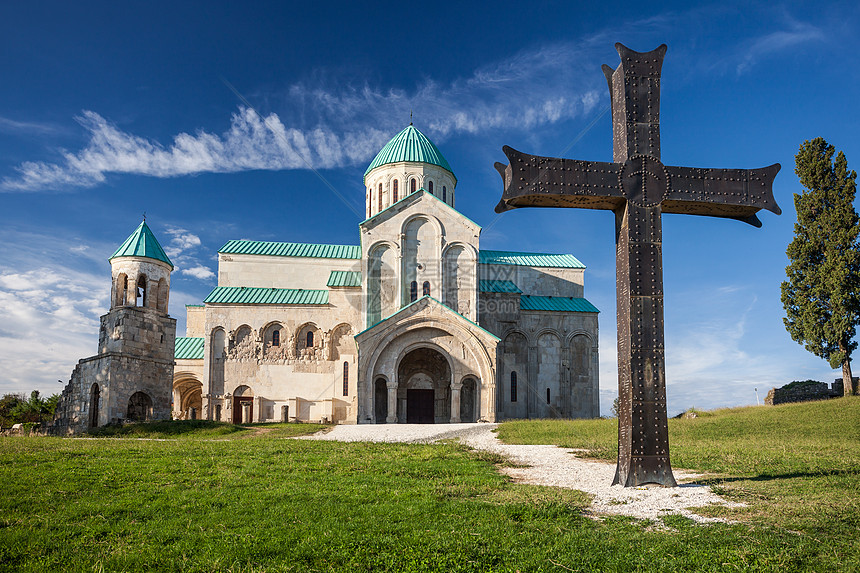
[304, 423, 743, 523]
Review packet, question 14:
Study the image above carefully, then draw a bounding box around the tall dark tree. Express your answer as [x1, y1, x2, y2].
[782, 138, 860, 396]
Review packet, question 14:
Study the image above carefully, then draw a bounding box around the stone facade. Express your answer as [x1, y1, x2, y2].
[174, 125, 601, 425]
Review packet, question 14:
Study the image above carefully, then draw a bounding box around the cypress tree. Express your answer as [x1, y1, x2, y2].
[782, 137, 860, 396]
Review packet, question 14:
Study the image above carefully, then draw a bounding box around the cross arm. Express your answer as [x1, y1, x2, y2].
[494, 146, 624, 213]
[663, 164, 782, 227]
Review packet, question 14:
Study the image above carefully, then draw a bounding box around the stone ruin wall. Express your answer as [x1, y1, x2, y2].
[764, 379, 850, 405]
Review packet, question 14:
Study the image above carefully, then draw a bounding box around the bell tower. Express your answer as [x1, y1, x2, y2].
[52, 220, 177, 434]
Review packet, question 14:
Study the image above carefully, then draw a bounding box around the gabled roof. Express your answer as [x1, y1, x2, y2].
[479, 250, 585, 269]
[175, 337, 204, 360]
[519, 295, 599, 313]
[327, 270, 362, 288]
[219, 240, 361, 260]
[110, 220, 174, 269]
[479, 279, 522, 293]
[364, 124, 456, 183]
[203, 286, 329, 305]
[357, 295, 500, 341]
[359, 187, 481, 230]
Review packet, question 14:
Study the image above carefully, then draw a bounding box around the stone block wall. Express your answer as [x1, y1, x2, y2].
[764, 380, 845, 405]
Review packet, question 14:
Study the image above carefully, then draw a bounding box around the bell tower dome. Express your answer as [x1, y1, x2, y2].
[109, 220, 174, 313]
[363, 124, 457, 218]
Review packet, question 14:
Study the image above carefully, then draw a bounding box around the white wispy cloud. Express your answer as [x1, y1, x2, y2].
[735, 20, 824, 75]
[163, 227, 214, 282]
[1, 39, 605, 193]
[0, 116, 65, 136]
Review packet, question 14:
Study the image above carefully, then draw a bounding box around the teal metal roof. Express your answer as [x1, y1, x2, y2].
[175, 337, 204, 360]
[363, 125, 456, 183]
[185, 304, 204, 308]
[203, 287, 329, 305]
[479, 279, 522, 293]
[219, 240, 361, 260]
[327, 270, 362, 288]
[519, 296, 599, 313]
[109, 221, 174, 269]
[479, 250, 585, 269]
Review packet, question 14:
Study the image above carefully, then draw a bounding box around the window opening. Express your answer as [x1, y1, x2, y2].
[422, 281, 430, 297]
[136, 276, 146, 307]
[428, 181, 434, 195]
[378, 183, 383, 212]
[410, 178, 416, 194]
[343, 362, 349, 396]
[442, 186, 446, 203]
[511, 372, 518, 402]
[546, 388, 551, 404]
[272, 329, 280, 346]
[410, 281, 418, 302]
[393, 180, 398, 202]
[307, 331, 314, 348]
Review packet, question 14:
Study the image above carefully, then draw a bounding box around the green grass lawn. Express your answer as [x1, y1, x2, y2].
[1, 401, 858, 572]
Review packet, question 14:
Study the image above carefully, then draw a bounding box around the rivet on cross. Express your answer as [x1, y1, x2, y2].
[494, 43, 781, 487]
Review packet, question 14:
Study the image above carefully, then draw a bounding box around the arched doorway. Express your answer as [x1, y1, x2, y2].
[460, 378, 477, 423]
[173, 376, 202, 420]
[374, 378, 388, 423]
[397, 347, 451, 424]
[127, 392, 152, 422]
[88, 383, 100, 429]
[232, 385, 254, 424]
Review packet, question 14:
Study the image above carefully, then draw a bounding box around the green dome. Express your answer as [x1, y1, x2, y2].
[109, 220, 174, 269]
[363, 125, 455, 183]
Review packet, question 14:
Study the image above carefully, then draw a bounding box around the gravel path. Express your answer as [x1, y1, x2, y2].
[303, 423, 743, 523]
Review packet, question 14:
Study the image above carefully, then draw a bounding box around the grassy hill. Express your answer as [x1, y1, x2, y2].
[0, 399, 857, 572]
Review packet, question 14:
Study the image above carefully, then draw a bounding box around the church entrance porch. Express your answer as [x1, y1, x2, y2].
[397, 347, 451, 424]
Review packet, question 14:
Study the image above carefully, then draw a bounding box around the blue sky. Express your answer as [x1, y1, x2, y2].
[1, 1, 858, 415]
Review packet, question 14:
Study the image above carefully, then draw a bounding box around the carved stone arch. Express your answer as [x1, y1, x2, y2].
[535, 328, 563, 341]
[262, 321, 286, 359]
[362, 318, 496, 406]
[127, 391, 153, 422]
[502, 328, 532, 347]
[329, 323, 354, 360]
[172, 372, 202, 420]
[441, 241, 478, 260]
[564, 329, 595, 346]
[400, 213, 443, 239]
[295, 322, 321, 358]
[393, 341, 456, 386]
[233, 384, 253, 397]
[368, 239, 399, 255]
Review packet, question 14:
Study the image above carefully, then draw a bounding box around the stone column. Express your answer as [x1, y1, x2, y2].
[450, 381, 462, 423]
[386, 381, 398, 423]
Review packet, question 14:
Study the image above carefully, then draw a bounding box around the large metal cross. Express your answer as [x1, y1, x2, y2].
[494, 43, 781, 487]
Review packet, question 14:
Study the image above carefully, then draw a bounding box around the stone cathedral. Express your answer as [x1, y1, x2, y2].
[55, 124, 600, 433]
